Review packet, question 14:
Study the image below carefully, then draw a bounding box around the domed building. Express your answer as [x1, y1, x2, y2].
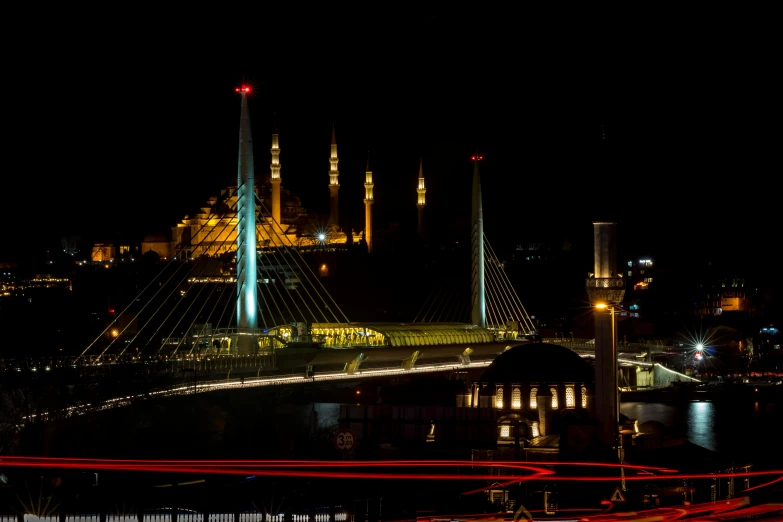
[459, 342, 596, 458]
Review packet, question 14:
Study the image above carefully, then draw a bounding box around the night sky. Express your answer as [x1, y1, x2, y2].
[4, 7, 778, 272]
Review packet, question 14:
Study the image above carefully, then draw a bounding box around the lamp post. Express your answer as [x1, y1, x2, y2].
[596, 302, 626, 490]
[596, 302, 619, 427]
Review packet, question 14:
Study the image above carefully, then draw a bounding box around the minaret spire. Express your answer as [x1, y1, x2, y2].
[363, 151, 374, 253]
[328, 123, 340, 229]
[234, 85, 258, 352]
[470, 153, 486, 328]
[416, 158, 427, 242]
[270, 118, 282, 227]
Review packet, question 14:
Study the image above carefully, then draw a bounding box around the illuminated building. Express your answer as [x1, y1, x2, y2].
[91, 243, 115, 263]
[464, 342, 595, 460]
[333, 341, 595, 462]
[145, 118, 359, 261]
[363, 153, 374, 253]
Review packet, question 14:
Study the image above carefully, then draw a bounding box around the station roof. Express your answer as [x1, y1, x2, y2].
[308, 322, 497, 347]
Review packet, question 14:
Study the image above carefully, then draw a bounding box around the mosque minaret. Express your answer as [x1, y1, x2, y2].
[270, 120, 282, 227]
[417, 158, 426, 241]
[364, 152, 374, 253]
[328, 125, 340, 229]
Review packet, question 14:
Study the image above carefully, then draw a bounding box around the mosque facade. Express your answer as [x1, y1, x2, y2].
[139, 123, 362, 262]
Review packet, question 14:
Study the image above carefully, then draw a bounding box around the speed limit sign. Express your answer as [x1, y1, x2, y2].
[334, 430, 355, 452]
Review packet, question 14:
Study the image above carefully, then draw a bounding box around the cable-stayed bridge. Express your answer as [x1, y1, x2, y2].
[0, 87, 672, 424]
[68, 88, 535, 370]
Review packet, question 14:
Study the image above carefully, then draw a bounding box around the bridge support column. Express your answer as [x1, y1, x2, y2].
[345, 353, 366, 375]
[401, 350, 420, 370]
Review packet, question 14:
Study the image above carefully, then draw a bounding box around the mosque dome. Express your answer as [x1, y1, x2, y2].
[480, 342, 594, 384]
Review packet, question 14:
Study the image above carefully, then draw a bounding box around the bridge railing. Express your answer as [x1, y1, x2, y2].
[541, 337, 677, 354]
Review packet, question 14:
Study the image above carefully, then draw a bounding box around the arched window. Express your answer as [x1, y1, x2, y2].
[565, 385, 575, 408]
[499, 425, 510, 438]
[495, 385, 504, 409]
[530, 387, 538, 409]
[550, 386, 558, 410]
[581, 386, 587, 408]
[511, 387, 521, 409]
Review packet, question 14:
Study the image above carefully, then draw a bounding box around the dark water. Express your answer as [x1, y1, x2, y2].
[621, 397, 783, 468]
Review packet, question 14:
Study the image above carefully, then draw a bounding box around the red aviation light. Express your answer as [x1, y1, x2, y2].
[235, 86, 251, 93]
[471, 155, 484, 161]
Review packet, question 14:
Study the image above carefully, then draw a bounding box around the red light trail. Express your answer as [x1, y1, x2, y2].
[2, 458, 781, 521]
[2, 457, 781, 490]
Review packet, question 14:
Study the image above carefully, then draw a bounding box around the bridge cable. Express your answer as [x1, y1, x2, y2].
[254, 199, 329, 324]
[187, 280, 235, 355]
[80, 203, 229, 360]
[93, 204, 231, 360]
[413, 284, 443, 323]
[429, 285, 451, 323]
[484, 237, 535, 332]
[256, 247, 300, 325]
[153, 210, 242, 355]
[257, 194, 348, 323]
[168, 218, 242, 357]
[256, 195, 347, 323]
[256, 235, 315, 324]
[485, 255, 513, 329]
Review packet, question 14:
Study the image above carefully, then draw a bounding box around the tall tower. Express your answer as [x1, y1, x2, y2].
[235, 86, 258, 353]
[328, 125, 340, 228]
[470, 154, 486, 328]
[585, 222, 626, 448]
[270, 120, 282, 227]
[416, 158, 426, 241]
[363, 152, 374, 253]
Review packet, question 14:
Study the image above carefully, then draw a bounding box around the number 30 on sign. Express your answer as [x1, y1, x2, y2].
[334, 430, 355, 452]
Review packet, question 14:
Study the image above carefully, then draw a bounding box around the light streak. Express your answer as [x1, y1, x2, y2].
[3, 457, 781, 491]
[1, 457, 779, 522]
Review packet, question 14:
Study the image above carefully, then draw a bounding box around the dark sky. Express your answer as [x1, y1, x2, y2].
[3, 7, 778, 268]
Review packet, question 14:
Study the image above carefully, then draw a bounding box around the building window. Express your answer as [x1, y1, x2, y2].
[644, 277, 653, 283]
[550, 386, 558, 410]
[628, 270, 633, 277]
[500, 425, 510, 438]
[565, 385, 575, 408]
[495, 386, 503, 409]
[531, 422, 540, 438]
[530, 387, 538, 409]
[581, 386, 587, 408]
[511, 387, 521, 409]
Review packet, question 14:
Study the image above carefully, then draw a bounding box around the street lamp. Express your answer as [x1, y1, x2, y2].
[595, 302, 618, 428]
[596, 301, 626, 490]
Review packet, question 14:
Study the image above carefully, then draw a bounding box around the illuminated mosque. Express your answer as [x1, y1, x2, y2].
[136, 116, 419, 262]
